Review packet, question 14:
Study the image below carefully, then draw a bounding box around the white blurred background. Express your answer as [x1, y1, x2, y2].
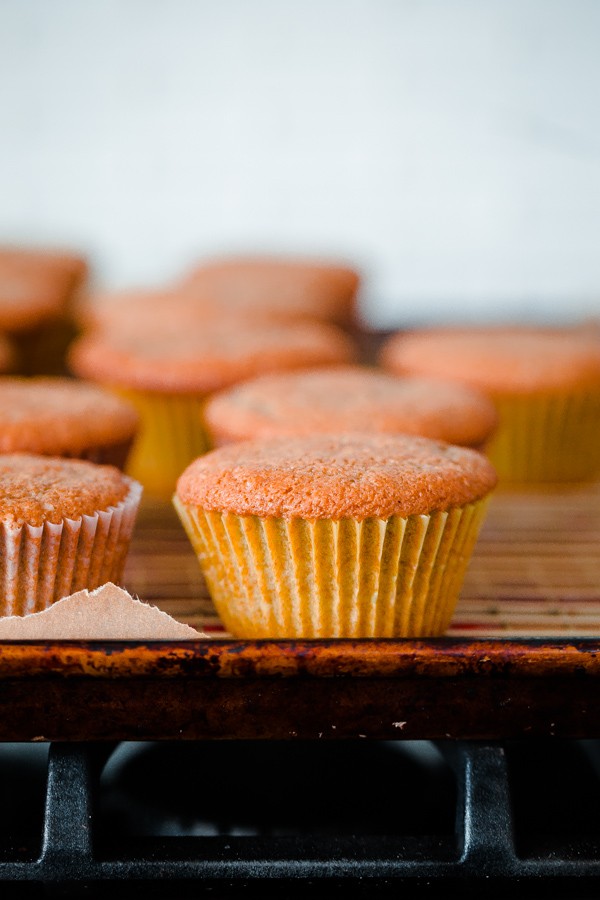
[1, 0, 599, 328]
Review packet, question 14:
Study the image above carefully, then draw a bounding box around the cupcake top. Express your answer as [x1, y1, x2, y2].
[0, 454, 133, 527]
[177, 256, 361, 326]
[380, 326, 600, 393]
[0, 377, 139, 455]
[204, 365, 498, 448]
[0, 247, 88, 332]
[74, 288, 244, 334]
[68, 321, 357, 393]
[176, 433, 498, 520]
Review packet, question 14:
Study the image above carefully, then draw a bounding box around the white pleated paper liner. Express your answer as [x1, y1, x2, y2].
[0, 477, 142, 616]
[174, 497, 490, 638]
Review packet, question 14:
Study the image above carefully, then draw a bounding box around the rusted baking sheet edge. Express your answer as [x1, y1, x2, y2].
[0, 637, 598, 678]
[0, 639, 598, 741]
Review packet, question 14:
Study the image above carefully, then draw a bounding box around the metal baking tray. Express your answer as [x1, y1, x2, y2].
[0, 480, 598, 743]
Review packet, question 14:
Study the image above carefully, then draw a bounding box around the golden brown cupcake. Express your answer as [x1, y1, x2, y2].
[78, 260, 361, 334]
[0, 453, 142, 615]
[203, 364, 498, 449]
[0, 246, 89, 375]
[72, 288, 204, 335]
[380, 325, 600, 484]
[68, 319, 357, 497]
[0, 248, 87, 332]
[71, 286, 292, 337]
[0, 377, 139, 469]
[174, 433, 497, 638]
[177, 255, 361, 328]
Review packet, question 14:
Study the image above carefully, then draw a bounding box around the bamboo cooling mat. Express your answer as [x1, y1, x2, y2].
[123, 482, 600, 638]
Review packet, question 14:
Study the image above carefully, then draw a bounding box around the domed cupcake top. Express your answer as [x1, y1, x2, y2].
[176, 433, 498, 520]
[380, 326, 600, 393]
[68, 321, 357, 393]
[0, 377, 139, 455]
[204, 365, 498, 447]
[178, 256, 361, 325]
[73, 288, 228, 334]
[0, 248, 87, 331]
[0, 454, 133, 527]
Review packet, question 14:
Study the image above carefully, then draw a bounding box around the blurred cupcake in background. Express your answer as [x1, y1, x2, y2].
[0, 377, 139, 470]
[72, 285, 288, 338]
[68, 318, 357, 498]
[71, 287, 199, 336]
[175, 255, 362, 330]
[76, 254, 362, 337]
[204, 364, 498, 450]
[0, 246, 88, 375]
[379, 324, 600, 484]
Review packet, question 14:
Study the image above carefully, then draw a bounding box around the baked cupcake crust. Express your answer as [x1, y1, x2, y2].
[0, 454, 132, 527]
[178, 256, 361, 325]
[380, 326, 600, 393]
[204, 365, 498, 447]
[0, 248, 87, 332]
[68, 321, 357, 393]
[77, 285, 356, 334]
[73, 288, 217, 334]
[176, 433, 498, 520]
[0, 377, 139, 455]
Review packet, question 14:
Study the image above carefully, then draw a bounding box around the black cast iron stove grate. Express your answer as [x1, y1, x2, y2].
[0, 738, 599, 898]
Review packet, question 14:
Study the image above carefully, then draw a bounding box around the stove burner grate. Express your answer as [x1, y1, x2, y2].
[0, 739, 598, 898]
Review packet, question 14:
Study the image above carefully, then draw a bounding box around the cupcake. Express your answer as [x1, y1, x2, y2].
[0, 377, 139, 469]
[0, 454, 142, 616]
[0, 246, 88, 375]
[71, 286, 286, 337]
[203, 364, 498, 450]
[174, 433, 497, 638]
[72, 288, 209, 335]
[177, 255, 362, 329]
[380, 325, 600, 484]
[79, 258, 362, 334]
[68, 319, 357, 498]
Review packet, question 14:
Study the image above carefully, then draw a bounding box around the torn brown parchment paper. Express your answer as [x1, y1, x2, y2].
[0, 582, 206, 640]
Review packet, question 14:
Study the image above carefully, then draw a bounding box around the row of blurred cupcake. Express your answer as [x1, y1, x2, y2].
[70, 262, 600, 494]
[2, 243, 600, 496]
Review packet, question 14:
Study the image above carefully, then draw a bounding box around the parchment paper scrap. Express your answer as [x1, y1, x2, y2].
[0, 582, 206, 640]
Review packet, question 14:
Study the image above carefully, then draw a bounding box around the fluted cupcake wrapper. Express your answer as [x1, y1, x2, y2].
[488, 389, 600, 484]
[0, 478, 142, 616]
[173, 497, 490, 638]
[114, 390, 210, 499]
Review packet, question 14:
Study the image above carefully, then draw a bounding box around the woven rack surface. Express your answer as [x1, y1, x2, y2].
[123, 482, 600, 638]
